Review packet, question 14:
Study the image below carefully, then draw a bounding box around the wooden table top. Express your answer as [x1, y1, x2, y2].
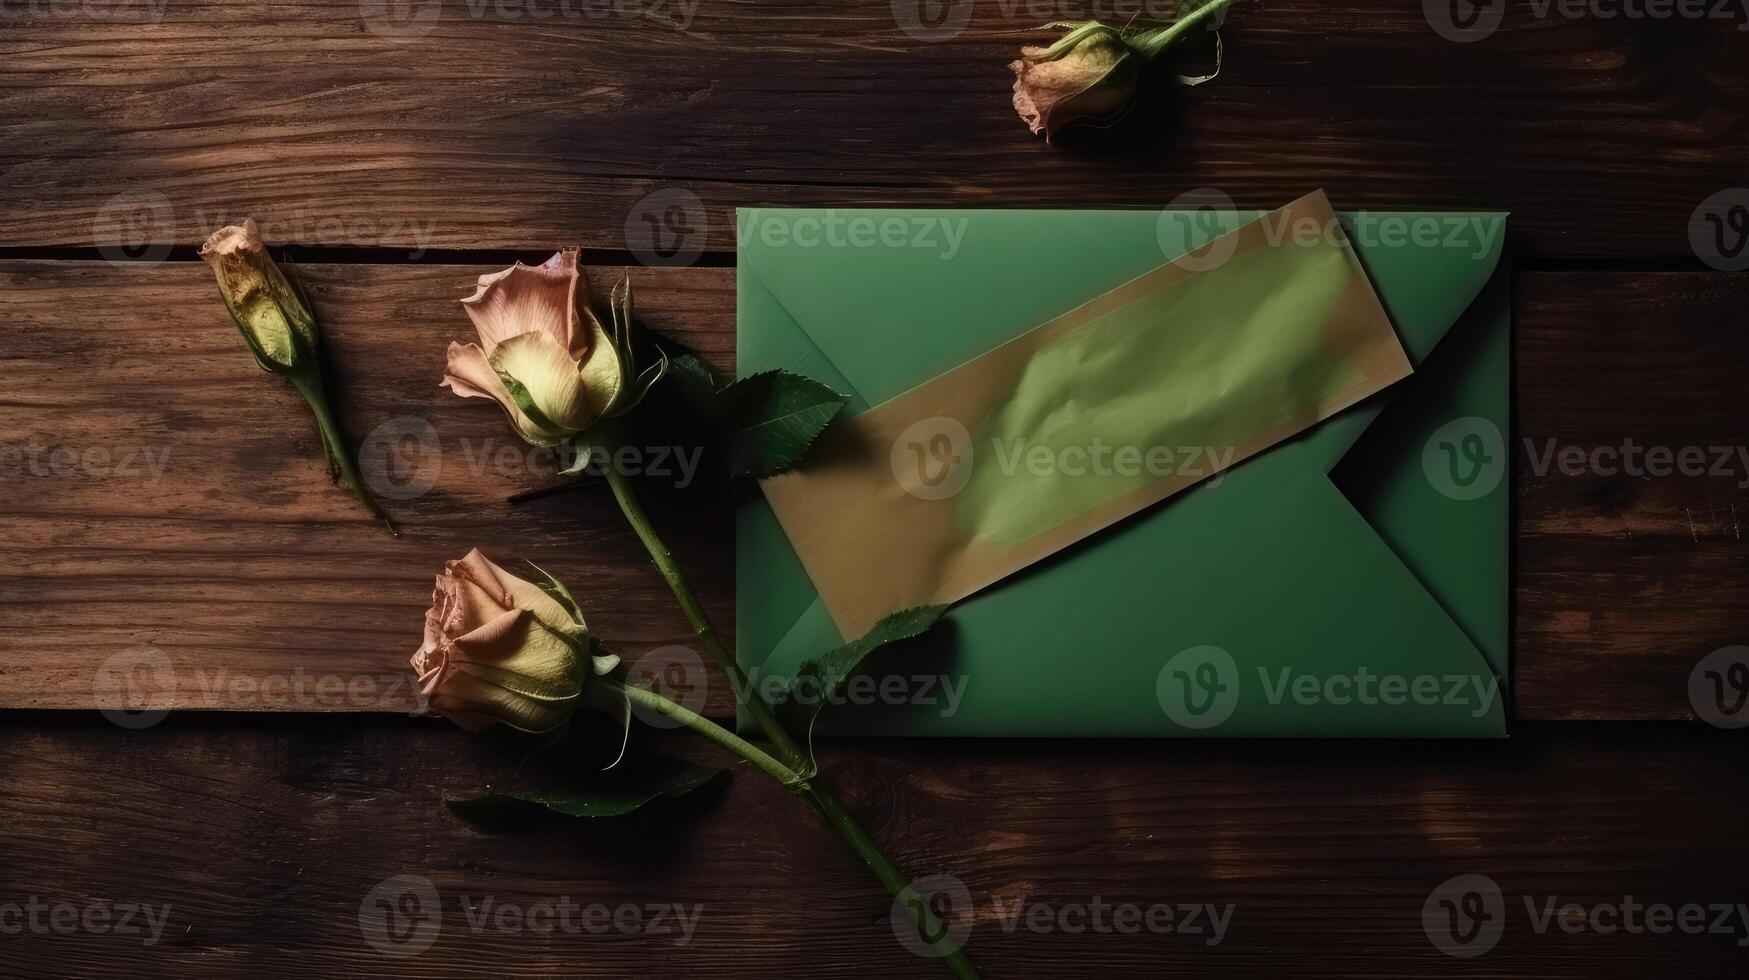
[2, 2, 1747, 975]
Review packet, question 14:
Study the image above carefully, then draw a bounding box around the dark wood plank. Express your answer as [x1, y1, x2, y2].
[1515, 271, 1749, 720]
[1, 2, 1744, 260]
[3, 262, 1747, 721]
[1, 718, 1745, 976]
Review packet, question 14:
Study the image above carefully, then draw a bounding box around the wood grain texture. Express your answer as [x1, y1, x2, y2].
[2, 261, 1747, 720]
[0, 718, 1745, 976]
[0, 1, 1744, 259]
[1515, 271, 1749, 720]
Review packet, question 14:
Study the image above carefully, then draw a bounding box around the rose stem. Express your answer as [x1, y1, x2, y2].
[597, 452, 806, 769]
[592, 432, 979, 977]
[611, 678, 796, 785]
[1131, 0, 1241, 61]
[610, 678, 980, 979]
[290, 374, 398, 536]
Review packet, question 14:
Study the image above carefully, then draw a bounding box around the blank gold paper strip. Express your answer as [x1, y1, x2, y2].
[761, 191, 1413, 638]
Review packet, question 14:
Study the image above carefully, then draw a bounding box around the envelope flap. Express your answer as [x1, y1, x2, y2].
[1295, 212, 1507, 472]
[747, 444, 1506, 738]
[1334, 268, 1513, 680]
[735, 248, 869, 409]
[735, 255, 867, 669]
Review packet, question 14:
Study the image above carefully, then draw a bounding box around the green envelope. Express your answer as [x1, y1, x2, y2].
[736, 201, 1510, 737]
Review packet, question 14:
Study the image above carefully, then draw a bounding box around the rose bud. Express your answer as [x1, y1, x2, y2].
[200, 219, 395, 532]
[1010, 2, 1241, 141]
[412, 549, 622, 735]
[1009, 21, 1140, 142]
[444, 249, 666, 447]
[200, 218, 321, 376]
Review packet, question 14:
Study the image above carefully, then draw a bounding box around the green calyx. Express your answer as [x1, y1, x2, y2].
[1043, 0, 1240, 65]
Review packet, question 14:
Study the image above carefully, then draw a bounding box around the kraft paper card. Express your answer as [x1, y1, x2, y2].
[759, 191, 1411, 638]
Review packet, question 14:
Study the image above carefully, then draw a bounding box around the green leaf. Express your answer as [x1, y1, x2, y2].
[446, 757, 722, 822]
[663, 353, 721, 418]
[718, 369, 848, 478]
[775, 605, 948, 765]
